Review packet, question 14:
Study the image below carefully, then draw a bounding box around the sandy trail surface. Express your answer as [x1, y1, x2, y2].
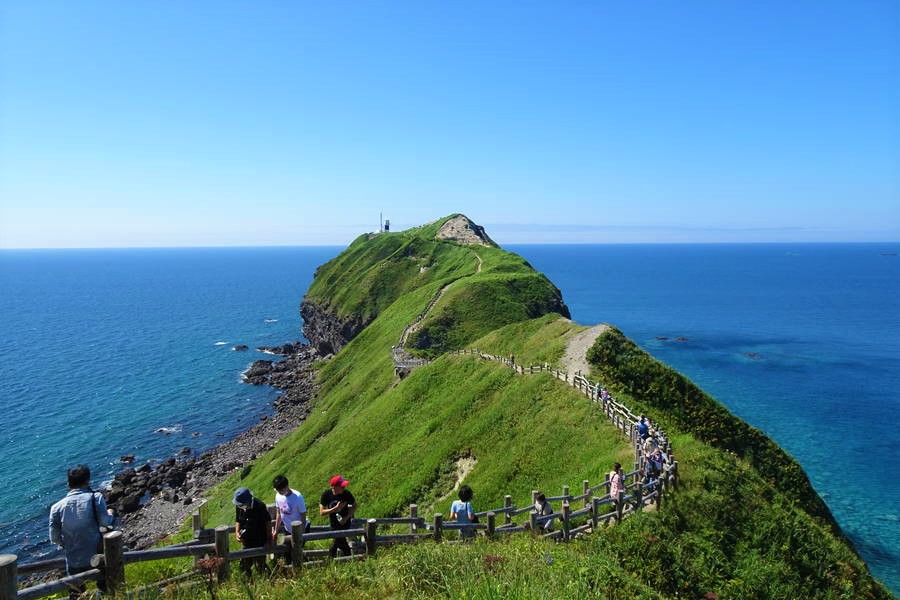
[559, 323, 610, 376]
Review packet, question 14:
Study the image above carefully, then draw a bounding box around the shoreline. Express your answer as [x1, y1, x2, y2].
[116, 342, 319, 550]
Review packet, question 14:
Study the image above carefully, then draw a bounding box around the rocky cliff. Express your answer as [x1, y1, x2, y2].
[300, 299, 368, 356]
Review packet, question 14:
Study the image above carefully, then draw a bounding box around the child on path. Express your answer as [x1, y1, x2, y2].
[450, 485, 476, 539]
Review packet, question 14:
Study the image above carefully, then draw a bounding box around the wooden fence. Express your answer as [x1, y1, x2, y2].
[3, 347, 677, 599]
[2, 454, 677, 599]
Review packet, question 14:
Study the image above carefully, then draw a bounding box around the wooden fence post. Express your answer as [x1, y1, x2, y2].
[103, 530, 125, 595]
[365, 519, 378, 557]
[583, 480, 590, 509]
[192, 510, 203, 534]
[562, 485, 569, 501]
[615, 491, 624, 522]
[561, 502, 571, 541]
[487, 512, 496, 539]
[657, 474, 665, 510]
[433, 514, 443, 542]
[0, 554, 16, 600]
[635, 484, 643, 512]
[504, 496, 513, 525]
[214, 525, 231, 582]
[591, 497, 601, 530]
[290, 521, 304, 568]
[529, 510, 538, 533]
[409, 504, 418, 533]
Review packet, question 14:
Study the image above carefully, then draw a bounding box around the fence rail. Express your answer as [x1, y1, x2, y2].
[5, 335, 678, 599]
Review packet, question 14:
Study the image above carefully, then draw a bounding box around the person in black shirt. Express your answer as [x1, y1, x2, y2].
[233, 487, 271, 576]
[318, 475, 356, 558]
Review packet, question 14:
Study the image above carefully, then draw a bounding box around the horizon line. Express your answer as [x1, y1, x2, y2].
[2, 240, 899, 251]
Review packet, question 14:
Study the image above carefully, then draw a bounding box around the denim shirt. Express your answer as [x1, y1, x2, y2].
[49, 488, 113, 570]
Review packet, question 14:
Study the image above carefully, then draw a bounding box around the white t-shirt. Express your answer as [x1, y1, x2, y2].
[274, 489, 307, 533]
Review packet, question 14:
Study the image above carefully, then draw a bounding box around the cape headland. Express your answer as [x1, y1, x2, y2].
[79, 214, 889, 597]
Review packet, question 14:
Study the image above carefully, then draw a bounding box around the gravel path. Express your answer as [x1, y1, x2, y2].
[559, 323, 610, 377]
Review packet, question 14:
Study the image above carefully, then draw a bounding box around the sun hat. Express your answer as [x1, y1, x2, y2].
[233, 487, 253, 505]
[329, 475, 349, 488]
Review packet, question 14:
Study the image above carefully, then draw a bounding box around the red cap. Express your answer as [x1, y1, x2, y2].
[329, 475, 349, 487]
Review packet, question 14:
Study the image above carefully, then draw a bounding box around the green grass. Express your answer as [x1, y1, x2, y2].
[101, 217, 890, 599]
[586, 327, 833, 526]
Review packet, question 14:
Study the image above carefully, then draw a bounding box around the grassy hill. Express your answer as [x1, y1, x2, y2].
[143, 215, 889, 599]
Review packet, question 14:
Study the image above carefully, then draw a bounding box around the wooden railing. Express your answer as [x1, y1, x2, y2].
[3, 299, 680, 598]
[2, 451, 677, 599]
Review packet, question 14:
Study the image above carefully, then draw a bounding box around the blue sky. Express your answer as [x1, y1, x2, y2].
[1, 1, 898, 247]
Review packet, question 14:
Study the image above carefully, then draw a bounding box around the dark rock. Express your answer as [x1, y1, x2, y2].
[232, 345, 248, 351]
[115, 469, 136, 484]
[179, 447, 192, 455]
[119, 494, 142, 514]
[137, 463, 152, 474]
[183, 497, 193, 506]
[301, 300, 366, 356]
[120, 454, 135, 463]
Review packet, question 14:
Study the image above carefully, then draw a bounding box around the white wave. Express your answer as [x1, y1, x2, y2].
[213, 341, 228, 346]
[264, 319, 278, 323]
[154, 424, 183, 434]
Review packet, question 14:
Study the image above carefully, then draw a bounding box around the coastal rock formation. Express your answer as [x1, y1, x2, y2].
[300, 300, 365, 356]
[435, 214, 496, 246]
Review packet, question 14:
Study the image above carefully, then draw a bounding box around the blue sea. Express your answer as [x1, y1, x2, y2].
[1, 243, 898, 593]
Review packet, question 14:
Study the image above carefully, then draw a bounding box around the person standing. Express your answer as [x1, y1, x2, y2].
[319, 475, 356, 558]
[450, 485, 476, 539]
[272, 474, 306, 562]
[233, 487, 271, 577]
[49, 464, 115, 599]
[609, 462, 625, 498]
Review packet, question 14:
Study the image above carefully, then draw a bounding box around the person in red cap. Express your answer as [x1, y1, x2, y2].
[319, 475, 356, 558]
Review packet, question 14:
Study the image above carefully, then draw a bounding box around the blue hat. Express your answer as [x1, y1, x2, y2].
[232, 487, 253, 505]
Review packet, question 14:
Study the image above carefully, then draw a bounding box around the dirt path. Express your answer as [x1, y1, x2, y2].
[559, 323, 610, 376]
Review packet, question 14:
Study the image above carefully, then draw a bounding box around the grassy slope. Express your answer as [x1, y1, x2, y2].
[125, 217, 889, 598]
[585, 327, 832, 524]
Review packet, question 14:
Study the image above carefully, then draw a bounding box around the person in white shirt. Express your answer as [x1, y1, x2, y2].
[272, 474, 306, 563]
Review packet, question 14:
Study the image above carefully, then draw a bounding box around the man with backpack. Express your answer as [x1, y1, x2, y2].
[49, 464, 116, 599]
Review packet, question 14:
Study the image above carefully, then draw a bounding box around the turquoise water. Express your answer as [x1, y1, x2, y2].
[1, 243, 897, 593]
[512, 243, 900, 593]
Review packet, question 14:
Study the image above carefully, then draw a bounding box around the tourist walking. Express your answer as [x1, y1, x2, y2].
[450, 485, 477, 539]
[272, 474, 307, 562]
[233, 487, 271, 576]
[319, 475, 356, 558]
[609, 462, 625, 498]
[49, 465, 117, 599]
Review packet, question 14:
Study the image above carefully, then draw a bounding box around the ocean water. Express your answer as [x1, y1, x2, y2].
[1, 244, 897, 593]
[510, 243, 900, 593]
[0, 247, 340, 561]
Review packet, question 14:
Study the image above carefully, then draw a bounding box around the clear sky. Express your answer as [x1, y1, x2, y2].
[1, 1, 898, 247]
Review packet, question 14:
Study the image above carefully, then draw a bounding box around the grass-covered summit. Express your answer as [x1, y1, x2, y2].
[301, 213, 569, 357]
[179, 215, 889, 599]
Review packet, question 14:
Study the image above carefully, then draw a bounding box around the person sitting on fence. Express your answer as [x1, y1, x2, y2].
[272, 474, 307, 563]
[49, 464, 116, 599]
[609, 462, 625, 499]
[533, 492, 554, 532]
[233, 487, 272, 577]
[319, 475, 356, 558]
[450, 485, 477, 539]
